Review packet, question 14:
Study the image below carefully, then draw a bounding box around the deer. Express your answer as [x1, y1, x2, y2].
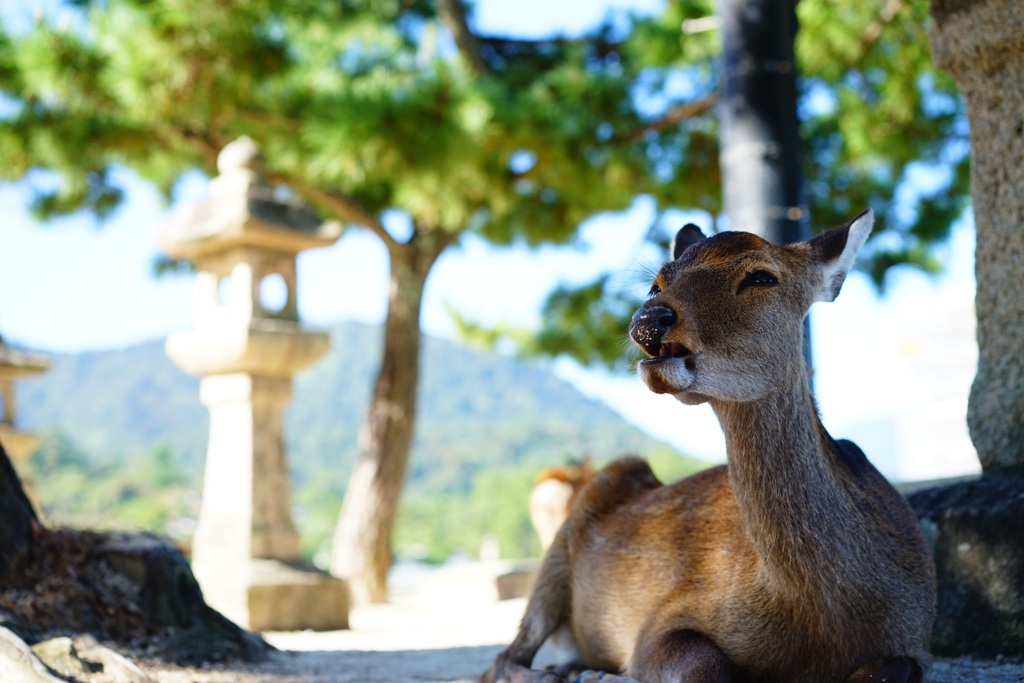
[480, 210, 936, 683]
[530, 459, 595, 550]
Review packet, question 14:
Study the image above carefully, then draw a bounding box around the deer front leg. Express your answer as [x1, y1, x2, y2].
[845, 657, 922, 683]
[627, 629, 734, 683]
[481, 648, 563, 683]
[571, 630, 734, 683]
[480, 546, 574, 683]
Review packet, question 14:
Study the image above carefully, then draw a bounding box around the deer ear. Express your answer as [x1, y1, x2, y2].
[671, 223, 706, 260]
[808, 209, 873, 303]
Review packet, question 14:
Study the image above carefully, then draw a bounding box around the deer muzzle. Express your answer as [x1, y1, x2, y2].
[630, 305, 677, 358]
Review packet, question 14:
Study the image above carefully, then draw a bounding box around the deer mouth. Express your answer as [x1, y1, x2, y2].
[636, 339, 699, 395]
[628, 306, 696, 370]
[640, 340, 695, 368]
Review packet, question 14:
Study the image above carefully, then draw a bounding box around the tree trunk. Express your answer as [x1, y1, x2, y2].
[717, 0, 807, 241]
[0, 440, 40, 576]
[717, 0, 812, 365]
[330, 230, 452, 604]
[930, 0, 1024, 475]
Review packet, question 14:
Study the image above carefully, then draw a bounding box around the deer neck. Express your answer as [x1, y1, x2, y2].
[711, 374, 860, 589]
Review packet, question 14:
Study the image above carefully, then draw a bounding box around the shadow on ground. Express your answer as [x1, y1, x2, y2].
[143, 646, 1024, 683]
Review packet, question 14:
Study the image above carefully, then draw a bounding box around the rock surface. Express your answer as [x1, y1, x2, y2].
[33, 634, 156, 683]
[0, 626, 67, 683]
[910, 474, 1024, 657]
[0, 529, 269, 665]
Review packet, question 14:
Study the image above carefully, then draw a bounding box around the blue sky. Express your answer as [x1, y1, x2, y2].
[0, 1, 981, 471]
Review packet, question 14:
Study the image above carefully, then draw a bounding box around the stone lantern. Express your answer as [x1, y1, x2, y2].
[158, 137, 348, 631]
[0, 339, 49, 469]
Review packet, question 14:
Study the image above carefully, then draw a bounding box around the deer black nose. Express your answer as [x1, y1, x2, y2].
[630, 306, 677, 357]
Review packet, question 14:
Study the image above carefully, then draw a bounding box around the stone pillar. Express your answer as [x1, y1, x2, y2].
[906, 0, 1024, 658]
[194, 374, 299, 565]
[158, 137, 348, 632]
[931, 0, 1024, 475]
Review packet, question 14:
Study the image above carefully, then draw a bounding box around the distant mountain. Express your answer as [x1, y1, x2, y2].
[17, 322, 680, 498]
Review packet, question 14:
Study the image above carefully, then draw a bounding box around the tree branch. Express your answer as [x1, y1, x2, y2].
[623, 93, 719, 141]
[176, 127, 392, 247]
[235, 109, 303, 133]
[438, 0, 489, 77]
[827, 0, 909, 76]
[858, 0, 906, 61]
[270, 172, 395, 249]
[177, 128, 223, 171]
[477, 34, 624, 61]
[411, 221, 458, 263]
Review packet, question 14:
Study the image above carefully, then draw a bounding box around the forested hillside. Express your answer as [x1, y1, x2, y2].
[15, 322, 709, 562]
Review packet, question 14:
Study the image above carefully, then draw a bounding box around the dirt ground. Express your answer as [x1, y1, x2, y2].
[130, 563, 1023, 683]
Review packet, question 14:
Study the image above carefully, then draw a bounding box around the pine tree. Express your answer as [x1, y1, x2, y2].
[1, 0, 661, 602]
[0, 0, 968, 601]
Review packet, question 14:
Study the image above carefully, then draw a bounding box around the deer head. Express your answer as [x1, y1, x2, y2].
[630, 211, 873, 404]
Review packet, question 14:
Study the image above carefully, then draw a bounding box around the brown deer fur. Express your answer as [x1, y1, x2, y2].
[480, 211, 936, 683]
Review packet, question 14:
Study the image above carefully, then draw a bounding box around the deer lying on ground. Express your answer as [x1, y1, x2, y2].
[530, 459, 595, 550]
[481, 211, 935, 683]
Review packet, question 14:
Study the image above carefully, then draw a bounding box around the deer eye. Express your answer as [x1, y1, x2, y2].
[738, 270, 778, 293]
[647, 284, 662, 298]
